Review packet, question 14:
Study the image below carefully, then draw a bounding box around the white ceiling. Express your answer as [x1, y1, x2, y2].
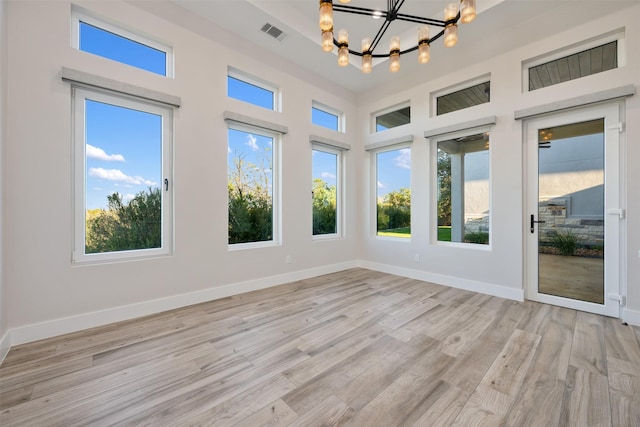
[155, 0, 636, 95]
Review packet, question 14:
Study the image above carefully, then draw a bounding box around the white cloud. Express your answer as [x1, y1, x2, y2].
[394, 148, 411, 170]
[246, 134, 259, 151]
[378, 181, 386, 189]
[86, 144, 125, 162]
[321, 172, 336, 180]
[123, 193, 136, 202]
[88, 168, 157, 186]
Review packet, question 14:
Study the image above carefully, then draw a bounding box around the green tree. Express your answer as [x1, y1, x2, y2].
[377, 187, 411, 231]
[86, 187, 161, 253]
[228, 154, 273, 244]
[437, 151, 452, 226]
[312, 178, 337, 235]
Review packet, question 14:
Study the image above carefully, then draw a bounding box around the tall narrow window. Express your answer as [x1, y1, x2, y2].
[437, 132, 490, 245]
[312, 147, 341, 236]
[376, 147, 411, 237]
[73, 87, 173, 262]
[72, 12, 171, 77]
[228, 125, 279, 246]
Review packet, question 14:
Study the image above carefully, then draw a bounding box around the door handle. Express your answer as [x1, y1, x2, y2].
[530, 214, 545, 233]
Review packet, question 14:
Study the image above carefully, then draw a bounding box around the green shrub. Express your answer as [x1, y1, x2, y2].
[464, 231, 489, 244]
[550, 229, 579, 256]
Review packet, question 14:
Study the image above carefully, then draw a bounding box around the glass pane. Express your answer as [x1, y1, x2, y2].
[79, 22, 167, 76]
[376, 106, 410, 132]
[437, 133, 490, 244]
[312, 150, 338, 235]
[376, 148, 411, 237]
[312, 107, 339, 131]
[437, 81, 490, 115]
[228, 128, 274, 244]
[529, 41, 617, 91]
[537, 119, 605, 303]
[85, 100, 162, 253]
[227, 76, 275, 110]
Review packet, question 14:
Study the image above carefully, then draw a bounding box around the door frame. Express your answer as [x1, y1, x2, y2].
[524, 102, 622, 317]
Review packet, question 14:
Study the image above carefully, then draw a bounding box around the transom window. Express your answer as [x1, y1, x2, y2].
[436, 81, 490, 116]
[73, 87, 173, 263]
[72, 11, 172, 77]
[227, 68, 279, 111]
[312, 101, 343, 132]
[374, 104, 411, 132]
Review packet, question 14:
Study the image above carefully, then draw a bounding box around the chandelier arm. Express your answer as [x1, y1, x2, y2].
[394, 14, 451, 27]
[369, 19, 393, 53]
[332, 5, 388, 18]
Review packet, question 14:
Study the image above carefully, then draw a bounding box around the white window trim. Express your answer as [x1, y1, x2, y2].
[430, 126, 492, 250]
[312, 100, 345, 133]
[521, 29, 625, 93]
[430, 74, 491, 117]
[372, 143, 412, 240]
[312, 144, 345, 240]
[71, 8, 174, 78]
[372, 101, 411, 133]
[227, 122, 282, 250]
[227, 67, 281, 112]
[72, 86, 174, 264]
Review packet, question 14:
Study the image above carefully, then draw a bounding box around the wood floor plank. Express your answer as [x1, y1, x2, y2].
[1, 268, 637, 426]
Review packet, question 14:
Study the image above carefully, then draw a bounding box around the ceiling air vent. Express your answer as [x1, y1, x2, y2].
[260, 23, 287, 42]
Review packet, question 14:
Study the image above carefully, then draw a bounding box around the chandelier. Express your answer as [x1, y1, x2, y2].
[319, 0, 477, 73]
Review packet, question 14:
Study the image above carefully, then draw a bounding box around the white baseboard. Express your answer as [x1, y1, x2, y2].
[9, 261, 358, 346]
[0, 330, 10, 365]
[622, 307, 640, 327]
[358, 260, 525, 302]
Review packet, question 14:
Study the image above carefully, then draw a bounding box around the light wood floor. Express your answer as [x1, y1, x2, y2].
[1, 268, 639, 426]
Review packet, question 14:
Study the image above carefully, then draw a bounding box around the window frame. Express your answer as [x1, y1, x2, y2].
[312, 101, 344, 133]
[72, 86, 174, 264]
[227, 67, 281, 112]
[522, 30, 625, 92]
[71, 9, 174, 78]
[431, 126, 492, 249]
[372, 144, 412, 240]
[372, 102, 411, 133]
[227, 122, 281, 250]
[311, 144, 344, 240]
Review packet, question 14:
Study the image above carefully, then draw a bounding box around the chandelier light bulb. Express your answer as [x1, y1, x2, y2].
[362, 54, 372, 73]
[460, 0, 477, 24]
[389, 53, 400, 73]
[444, 24, 458, 47]
[444, 3, 458, 21]
[319, 1, 333, 32]
[418, 43, 430, 64]
[322, 30, 334, 52]
[337, 29, 349, 66]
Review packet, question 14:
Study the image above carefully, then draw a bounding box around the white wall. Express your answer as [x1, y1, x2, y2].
[4, 0, 359, 343]
[357, 3, 640, 321]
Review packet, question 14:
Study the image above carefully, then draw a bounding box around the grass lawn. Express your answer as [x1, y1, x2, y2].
[377, 227, 411, 238]
[438, 226, 451, 241]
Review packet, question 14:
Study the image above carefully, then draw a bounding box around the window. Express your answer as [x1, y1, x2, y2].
[436, 81, 490, 115]
[73, 87, 173, 262]
[228, 125, 279, 246]
[528, 41, 618, 91]
[312, 102, 342, 132]
[436, 131, 490, 245]
[376, 147, 411, 238]
[374, 104, 410, 132]
[312, 147, 341, 237]
[227, 68, 278, 111]
[72, 11, 171, 77]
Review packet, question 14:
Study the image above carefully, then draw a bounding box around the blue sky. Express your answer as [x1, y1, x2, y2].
[85, 100, 161, 210]
[377, 148, 411, 197]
